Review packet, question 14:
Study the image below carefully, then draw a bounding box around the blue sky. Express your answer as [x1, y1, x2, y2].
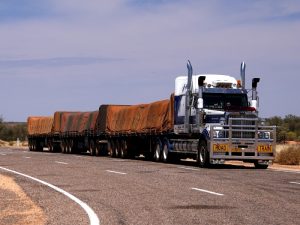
[0, 0, 299, 121]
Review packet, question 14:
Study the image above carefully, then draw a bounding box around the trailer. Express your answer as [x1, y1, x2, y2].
[27, 116, 53, 151]
[53, 111, 99, 154]
[94, 61, 276, 168]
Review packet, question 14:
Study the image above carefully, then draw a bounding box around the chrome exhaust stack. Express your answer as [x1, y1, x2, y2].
[240, 61, 246, 88]
[185, 60, 193, 133]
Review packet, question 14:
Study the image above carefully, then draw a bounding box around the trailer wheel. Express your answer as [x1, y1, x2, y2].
[65, 141, 69, 154]
[197, 141, 210, 168]
[114, 140, 121, 158]
[66, 141, 70, 153]
[61, 141, 66, 154]
[254, 161, 269, 169]
[28, 140, 33, 151]
[90, 140, 95, 156]
[153, 140, 161, 162]
[162, 143, 169, 163]
[120, 140, 128, 158]
[95, 142, 100, 156]
[108, 140, 114, 157]
[110, 140, 118, 158]
[67, 141, 72, 153]
[65, 141, 70, 154]
[48, 142, 53, 152]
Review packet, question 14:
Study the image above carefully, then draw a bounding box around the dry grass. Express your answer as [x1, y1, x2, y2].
[0, 140, 28, 148]
[0, 175, 46, 225]
[275, 145, 300, 165]
[0, 139, 9, 147]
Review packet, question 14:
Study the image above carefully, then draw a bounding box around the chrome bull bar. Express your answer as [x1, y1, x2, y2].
[209, 117, 276, 161]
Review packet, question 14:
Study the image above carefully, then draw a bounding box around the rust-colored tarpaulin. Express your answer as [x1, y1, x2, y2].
[53, 111, 99, 135]
[76, 111, 98, 134]
[52, 112, 80, 134]
[97, 95, 174, 134]
[27, 116, 53, 136]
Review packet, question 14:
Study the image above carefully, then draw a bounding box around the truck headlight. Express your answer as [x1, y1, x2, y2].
[258, 132, 270, 139]
[213, 131, 218, 138]
[213, 130, 224, 138]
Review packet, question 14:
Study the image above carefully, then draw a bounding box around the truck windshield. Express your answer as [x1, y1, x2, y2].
[203, 93, 248, 110]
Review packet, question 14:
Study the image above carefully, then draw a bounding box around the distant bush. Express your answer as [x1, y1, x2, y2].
[267, 115, 300, 142]
[0, 116, 27, 141]
[275, 145, 300, 165]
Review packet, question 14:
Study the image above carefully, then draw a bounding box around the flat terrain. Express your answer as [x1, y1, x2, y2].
[0, 147, 299, 225]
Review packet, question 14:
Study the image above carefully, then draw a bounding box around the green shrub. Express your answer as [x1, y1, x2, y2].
[275, 146, 300, 165]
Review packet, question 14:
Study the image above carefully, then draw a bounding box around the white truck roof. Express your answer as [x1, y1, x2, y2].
[175, 74, 238, 96]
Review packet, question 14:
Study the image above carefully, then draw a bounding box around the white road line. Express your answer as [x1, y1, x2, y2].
[191, 187, 224, 196]
[55, 161, 69, 165]
[270, 169, 300, 174]
[0, 166, 100, 225]
[0, 153, 7, 156]
[290, 182, 300, 185]
[106, 170, 127, 175]
[24, 157, 31, 159]
[178, 166, 200, 171]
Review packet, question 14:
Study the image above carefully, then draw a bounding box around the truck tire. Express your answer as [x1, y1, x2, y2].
[111, 140, 119, 158]
[197, 140, 210, 168]
[68, 140, 73, 154]
[115, 140, 120, 158]
[28, 140, 33, 151]
[48, 142, 53, 152]
[120, 140, 128, 158]
[96, 143, 108, 156]
[61, 141, 66, 154]
[162, 142, 169, 163]
[95, 142, 100, 156]
[254, 161, 269, 169]
[153, 140, 161, 162]
[90, 140, 95, 156]
[65, 141, 70, 154]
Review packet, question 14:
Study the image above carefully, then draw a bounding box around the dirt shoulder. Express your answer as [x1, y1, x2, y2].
[225, 161, 300, 170]
[0, 174, 46, 225]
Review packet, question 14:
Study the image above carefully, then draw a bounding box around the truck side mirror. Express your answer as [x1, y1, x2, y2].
[198, 76, 206, 87]
[252, 78, 260, 89]
[198, 76, 206, 110]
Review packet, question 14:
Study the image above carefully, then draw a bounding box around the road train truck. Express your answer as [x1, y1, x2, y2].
[27, 61, 276, 169]
[97, 61, 276, 169]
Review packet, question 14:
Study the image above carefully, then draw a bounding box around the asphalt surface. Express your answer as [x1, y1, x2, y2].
[0, 147, 300, 225]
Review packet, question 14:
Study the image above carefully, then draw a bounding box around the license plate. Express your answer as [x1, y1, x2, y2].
[257, 145, 272, 153]
[213, 144, 229, 152]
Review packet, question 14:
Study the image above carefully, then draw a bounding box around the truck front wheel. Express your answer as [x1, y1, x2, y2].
[254, 161, 269, 169]
[197, 141, 210, 168]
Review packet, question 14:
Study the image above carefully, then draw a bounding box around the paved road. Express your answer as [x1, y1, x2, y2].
[0, 147, 299, 225]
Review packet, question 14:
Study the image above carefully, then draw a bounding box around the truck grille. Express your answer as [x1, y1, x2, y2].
[227, 114, 257, 139]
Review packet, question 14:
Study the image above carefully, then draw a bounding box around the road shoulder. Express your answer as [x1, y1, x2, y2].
[0, 174, 46, 225]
